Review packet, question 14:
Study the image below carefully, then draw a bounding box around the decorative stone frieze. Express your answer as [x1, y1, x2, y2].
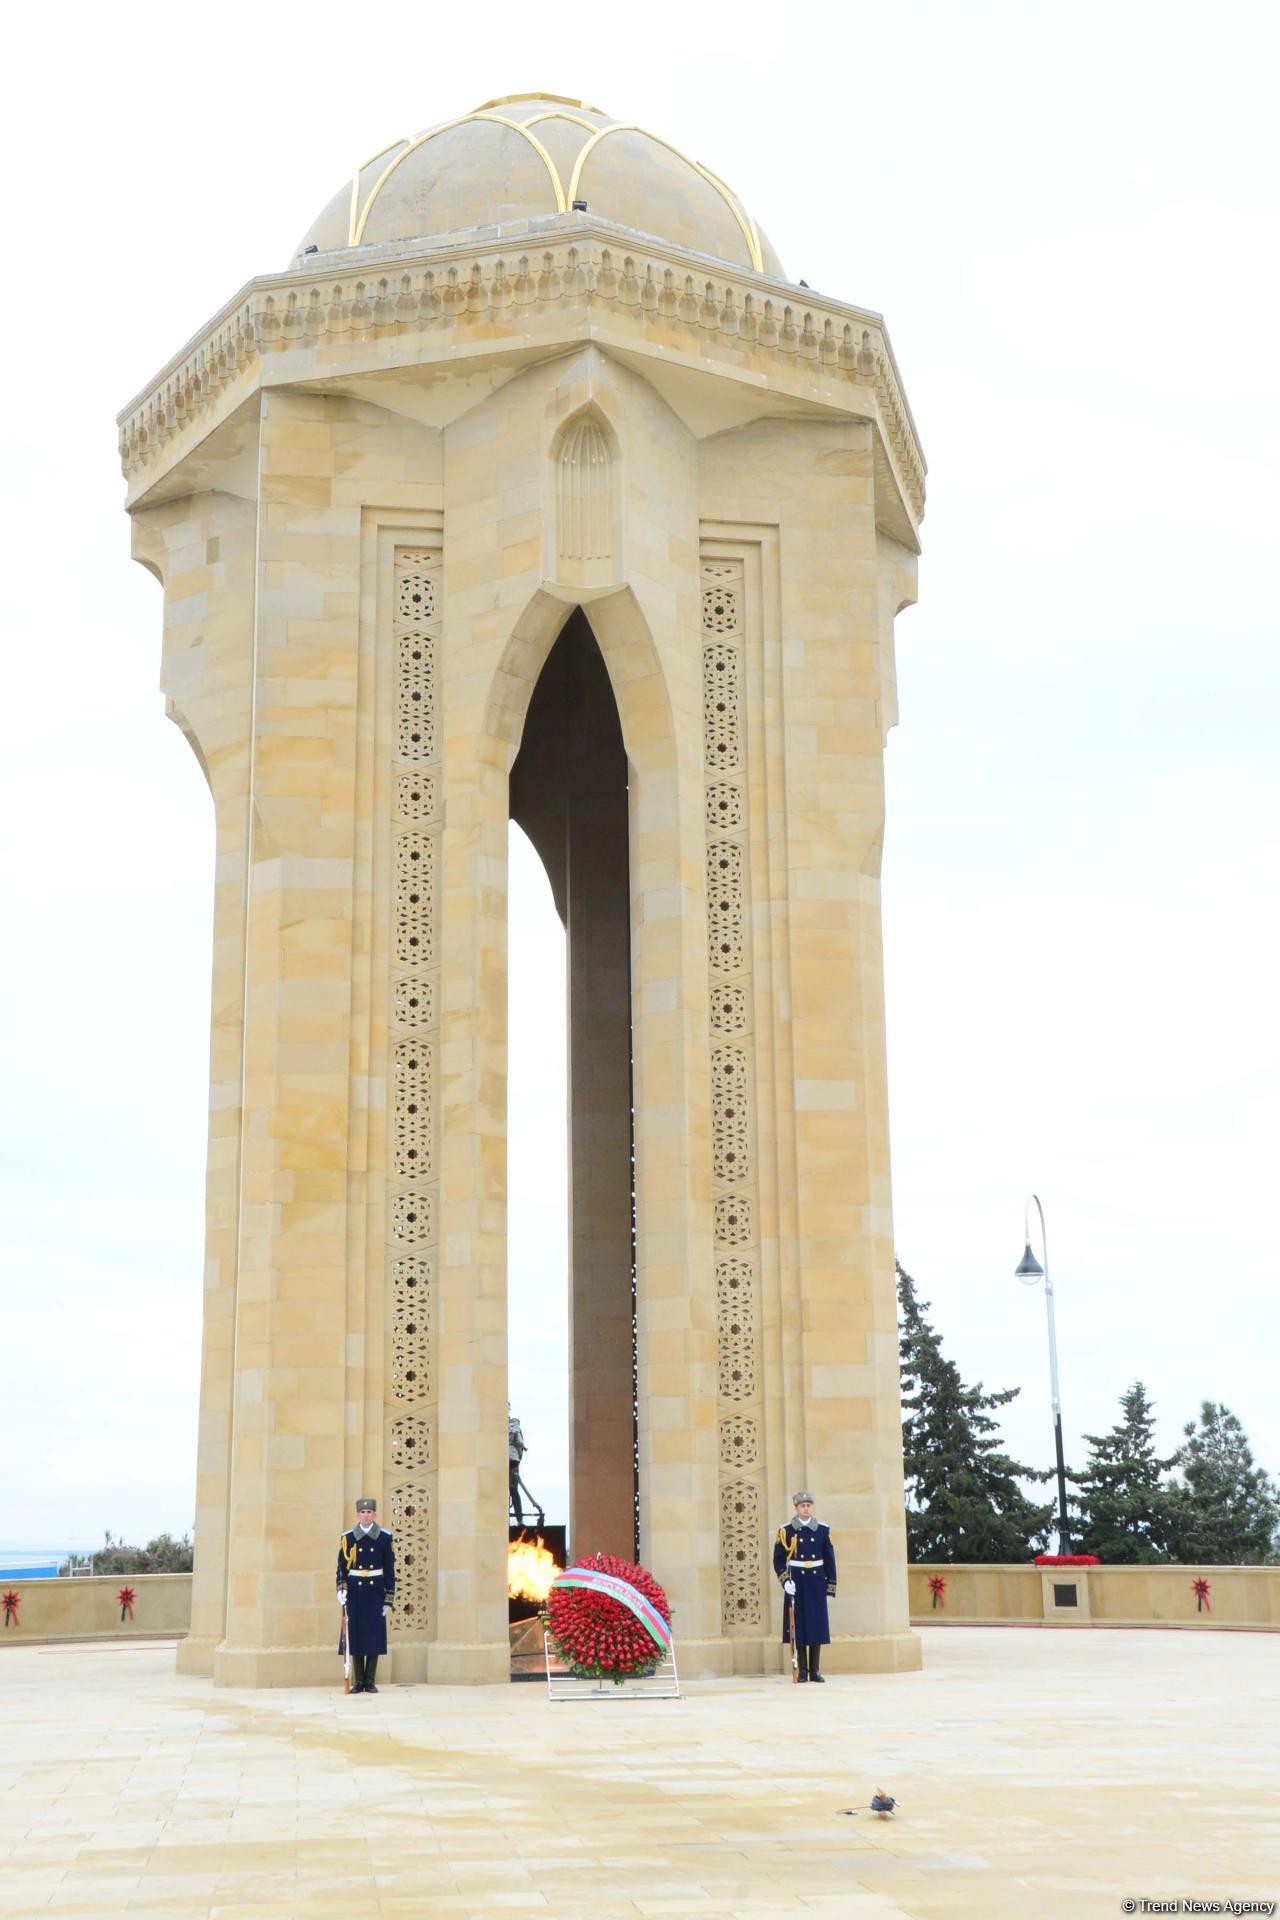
[117, 232, 925, 524]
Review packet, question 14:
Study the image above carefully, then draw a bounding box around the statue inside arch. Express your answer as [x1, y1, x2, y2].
[508, 1406, 544, 1529]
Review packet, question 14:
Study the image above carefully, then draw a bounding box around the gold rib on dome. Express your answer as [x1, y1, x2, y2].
[521, 108, 605, 134]
[473, 92, 605, 114]
[566, 124, 764, 273]
[344, 99, 765, 273]
[694, 158, 765, 277]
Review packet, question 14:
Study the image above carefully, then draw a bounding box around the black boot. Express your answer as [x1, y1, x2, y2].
[794, 1643, 808, 1681]
[350, 1654, 365, 1694]
[808, 1646, 824, 1683]
[364, 1655, 379, 1695]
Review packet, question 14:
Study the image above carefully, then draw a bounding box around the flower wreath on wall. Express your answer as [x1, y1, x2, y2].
[544, 1553, 672, 1684]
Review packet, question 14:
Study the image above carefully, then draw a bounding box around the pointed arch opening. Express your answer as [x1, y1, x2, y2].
[508, 608, 639, 1561]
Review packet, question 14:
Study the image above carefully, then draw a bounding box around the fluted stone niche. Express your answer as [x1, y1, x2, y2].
[554, 416, 616, 588]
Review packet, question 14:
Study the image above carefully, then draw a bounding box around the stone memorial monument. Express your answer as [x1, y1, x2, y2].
[118, 94, 926, 1685]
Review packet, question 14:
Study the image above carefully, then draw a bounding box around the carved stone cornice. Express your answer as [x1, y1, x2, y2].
[118, 221, 926, 526]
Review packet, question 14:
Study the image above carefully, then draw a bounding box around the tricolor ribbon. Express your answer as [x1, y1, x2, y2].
[551, 1566, 672, 1651]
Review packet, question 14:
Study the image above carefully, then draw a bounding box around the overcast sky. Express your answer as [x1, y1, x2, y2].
[2, 2, 1276, 1549]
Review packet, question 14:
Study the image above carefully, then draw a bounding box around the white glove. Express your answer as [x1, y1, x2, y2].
[783, 1579, 796, 1596]
[337, 1589, 347, 1606]
[383, 1605, 390, 1617]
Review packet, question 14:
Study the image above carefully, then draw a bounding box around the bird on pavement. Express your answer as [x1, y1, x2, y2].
[839, 1791, 899, 1818]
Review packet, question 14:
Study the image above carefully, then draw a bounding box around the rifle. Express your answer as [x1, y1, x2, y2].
[786, 1584, 799, 1683]
[340, 1598, 351, 1694]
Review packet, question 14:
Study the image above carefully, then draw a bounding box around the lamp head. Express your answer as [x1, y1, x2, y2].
[1015, 1242, 1045, 1285]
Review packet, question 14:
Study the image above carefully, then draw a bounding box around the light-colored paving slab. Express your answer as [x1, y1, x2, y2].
[1, 1628, 1277, 1918]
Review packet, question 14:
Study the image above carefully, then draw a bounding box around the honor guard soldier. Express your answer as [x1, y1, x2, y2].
[773, 1490, 837, 1682]
[336, 1497, 395, 1693]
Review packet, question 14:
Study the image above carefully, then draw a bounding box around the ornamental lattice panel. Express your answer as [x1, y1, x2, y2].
[709, 984, 749, 1037]
[386, 545, 442, 1644]
[702, 644, 742, 773]
[390, 1189, 435, 1245]
[391, 1038, 435, 1184]
[392, 976, 436, 1029]
[396, 772, 438, 821]
[705, 781, 743, 831]
[396, 625, 437, 761]
[387, 1480, 432, 1629]
[707, 844, 746, 973]
[388, 1257, 433, 1402]
[711, 1047, 751, 1183]
[719, 1479, 762, 1627]
[719, 1413, 759, 1471]
[389, 1415, 432, 1472]
[715, 1257, 756, 1402]
[702, 554, 765, 1632]
[393, 834, 438, 966]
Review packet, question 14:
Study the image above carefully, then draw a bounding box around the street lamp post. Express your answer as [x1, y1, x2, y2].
[1015, 1194, 1072, 1555]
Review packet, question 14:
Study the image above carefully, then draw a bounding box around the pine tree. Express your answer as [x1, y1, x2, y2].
[1070, 1381, 1181, 1562]
[897, 1262, 1053, 1562]
[1170, 1403, 1280, 1565]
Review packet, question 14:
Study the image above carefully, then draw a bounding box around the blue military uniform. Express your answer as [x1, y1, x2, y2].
[337, 1511, 395, 1693]
[773, 1499, 836, 1682]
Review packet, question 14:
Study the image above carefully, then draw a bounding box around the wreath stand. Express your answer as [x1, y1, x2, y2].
[543, 1631, 681, 1701]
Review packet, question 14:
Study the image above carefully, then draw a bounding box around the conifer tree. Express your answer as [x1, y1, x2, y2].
[897, 1262, 1053, 1562]
[1170, 1402, 1280, 1565]
[1070, 1381, 1180, 1562]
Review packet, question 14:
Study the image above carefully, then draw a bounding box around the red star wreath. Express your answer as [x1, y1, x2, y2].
[1192, 1577, 1211, 1614]
[544, 1552, 672, 1684]
[118, 1587, 137, 1622]
[2, 1590, 18, 1628]
[927, 1574, 946, 1609]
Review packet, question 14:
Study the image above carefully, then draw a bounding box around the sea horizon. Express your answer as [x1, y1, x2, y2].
[0, 1544, 100, 1564]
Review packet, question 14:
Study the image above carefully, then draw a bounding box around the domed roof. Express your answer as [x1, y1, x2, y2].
[294, 94, 784, 278]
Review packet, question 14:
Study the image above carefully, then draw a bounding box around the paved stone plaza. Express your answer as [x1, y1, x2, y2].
[3, 1627, 1277, 1917]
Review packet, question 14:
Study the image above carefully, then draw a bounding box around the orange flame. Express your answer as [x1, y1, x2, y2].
[507, 1534, 557, 1604]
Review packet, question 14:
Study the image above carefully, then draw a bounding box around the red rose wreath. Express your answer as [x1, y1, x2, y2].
[545, 1552, 672, 1684]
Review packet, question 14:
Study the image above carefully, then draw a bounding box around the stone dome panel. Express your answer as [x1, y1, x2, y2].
[521, 111, 605, 182]
[571, 128, 766, 273]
